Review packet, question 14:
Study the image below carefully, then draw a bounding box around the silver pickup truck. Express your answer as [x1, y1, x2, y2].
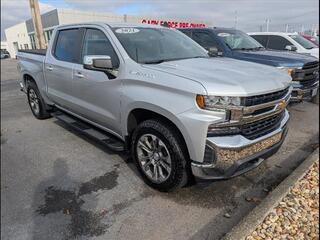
[18, 23, 291, 191]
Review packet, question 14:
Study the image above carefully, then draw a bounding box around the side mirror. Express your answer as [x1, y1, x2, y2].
[83, 55, 113, 71]
[285, 45, 297, 51]
[207, 47, 223, 57]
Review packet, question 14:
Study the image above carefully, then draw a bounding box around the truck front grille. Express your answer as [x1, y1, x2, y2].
[241, 111, 285, 140]
[298, 61, 319, 88]
[208, 111, 285, 140]
[242, 87, 289, 106]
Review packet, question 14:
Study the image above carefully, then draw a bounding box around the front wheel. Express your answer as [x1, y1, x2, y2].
[131, 119, 190, 192]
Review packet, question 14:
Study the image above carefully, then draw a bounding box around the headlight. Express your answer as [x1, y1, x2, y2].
[196, 95, 241, 111]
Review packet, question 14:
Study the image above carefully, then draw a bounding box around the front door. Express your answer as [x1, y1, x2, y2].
[71, 27, 122, 136]
[45, 28, 83, 110]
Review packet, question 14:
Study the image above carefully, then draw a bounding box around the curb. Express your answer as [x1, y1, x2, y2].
[222, 148, 319, 240]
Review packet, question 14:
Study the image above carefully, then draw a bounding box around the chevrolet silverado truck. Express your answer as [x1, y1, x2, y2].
[179, 27, 319, 102]
[18, 23, 291, 191]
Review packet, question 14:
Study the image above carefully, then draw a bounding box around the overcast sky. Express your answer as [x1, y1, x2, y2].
[1, 0, 319, 40]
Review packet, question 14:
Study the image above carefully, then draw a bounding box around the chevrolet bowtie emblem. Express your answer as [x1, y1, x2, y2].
[277, 100, 286, 111]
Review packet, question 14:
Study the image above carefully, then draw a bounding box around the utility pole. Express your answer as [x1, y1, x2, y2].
[285, 24, 289, 33]
[234, 10, 238, 29]
[265, 18, 271, 32]
[29, 0, 46, 49]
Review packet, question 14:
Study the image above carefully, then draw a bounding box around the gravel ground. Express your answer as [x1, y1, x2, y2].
[246, 159, 319, 240]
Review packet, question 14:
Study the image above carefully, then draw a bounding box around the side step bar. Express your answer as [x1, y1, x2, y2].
[51, 111, 124, 152]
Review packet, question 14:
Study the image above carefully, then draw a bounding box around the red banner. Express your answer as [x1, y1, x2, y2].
[141, 19, 206, 28]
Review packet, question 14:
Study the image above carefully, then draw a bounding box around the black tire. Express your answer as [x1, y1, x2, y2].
[27, 81, 51, 119]
[311, 89, 319, 104]
[131, 119, 190, 192]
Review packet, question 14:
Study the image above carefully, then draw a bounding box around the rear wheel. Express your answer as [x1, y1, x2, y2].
[131, 119, 190, 192]
[27, 81, 51, 119]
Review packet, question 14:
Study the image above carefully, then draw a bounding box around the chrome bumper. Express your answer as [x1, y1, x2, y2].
[291, 82, 319, 101]
[191, 109, 289, 180]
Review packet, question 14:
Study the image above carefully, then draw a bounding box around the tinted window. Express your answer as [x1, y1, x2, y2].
[289, 34, 317, 49]
[192, 31, 220, 50]
[54, 29, 81, 63]
[82, 29, 119, 68]
[112, 27, 208, 64]
[250, 35, 268, 47]
[179, 29, 192, 37]
[266, 35, 292, 50]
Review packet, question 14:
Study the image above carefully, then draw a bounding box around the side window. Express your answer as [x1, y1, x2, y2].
[82, 29, 119, 68]
[54, 29, 81, 63]
[251, 35, 268, 47]
[266, 35, 292, 50]
[192, 31, 220, 50]
[180, 30, 192, 37]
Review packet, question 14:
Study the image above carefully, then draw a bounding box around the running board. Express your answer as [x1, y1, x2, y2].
[51, 111, 124, 152]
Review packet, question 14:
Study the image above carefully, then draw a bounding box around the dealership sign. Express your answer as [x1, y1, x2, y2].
[141, 19, 206, 28]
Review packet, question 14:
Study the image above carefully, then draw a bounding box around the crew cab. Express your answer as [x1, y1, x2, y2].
[18, 23, 291, 191]
[179, 27, 319, 102]
[249, 32, 319, 59]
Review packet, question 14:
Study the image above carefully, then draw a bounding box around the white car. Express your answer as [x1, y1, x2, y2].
[248, 32, 319, 59]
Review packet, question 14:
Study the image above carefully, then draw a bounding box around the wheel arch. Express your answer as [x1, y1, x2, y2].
[125, 104, 193, 160]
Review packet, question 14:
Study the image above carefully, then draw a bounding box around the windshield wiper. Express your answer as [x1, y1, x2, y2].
[253, 46, 265, 50]
[233, 47, 256, 51]
[141, 60, 165, 64]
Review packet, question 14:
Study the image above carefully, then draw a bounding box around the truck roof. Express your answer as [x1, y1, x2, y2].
[248, 32, 299, 36]
[178, 27, 235, 31]
[56, 22, 164, 29]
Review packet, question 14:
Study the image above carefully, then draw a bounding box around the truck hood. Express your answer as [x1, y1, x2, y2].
[232, 49, 318, 67]
[300, 48, 319, 59]
[143, 57, 291, 96]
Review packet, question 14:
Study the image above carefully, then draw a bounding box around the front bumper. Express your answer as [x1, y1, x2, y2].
[291, 82, 319, 101]
[191, 109, 289, 180]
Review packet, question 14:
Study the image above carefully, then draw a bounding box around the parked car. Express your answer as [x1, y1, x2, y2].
[179, 27, 319, 102]
[301, 34, 319, 46]
[0, 50, 10, 59]
[17, 23, 291, 191]
[248, 32, 319, 59]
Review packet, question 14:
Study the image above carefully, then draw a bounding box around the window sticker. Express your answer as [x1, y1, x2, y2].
[217, 33, 231, 37]
[115, 28, 140, 34]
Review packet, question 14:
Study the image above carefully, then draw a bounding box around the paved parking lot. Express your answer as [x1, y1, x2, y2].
[1, 59, 319, 240]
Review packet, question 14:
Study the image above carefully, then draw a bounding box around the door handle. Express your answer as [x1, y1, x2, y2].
[46, 66, 53, 71]
[75, 72, 85, 78]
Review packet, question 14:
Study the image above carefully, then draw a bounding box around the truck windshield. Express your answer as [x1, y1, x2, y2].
[215, 29, 264, 50]
[289, 34, 317, 49]
[112, 27, 209, 64]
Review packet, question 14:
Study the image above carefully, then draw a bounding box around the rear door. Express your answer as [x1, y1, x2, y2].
[71, 27, 123, 136]
[45, 28, 84, 109]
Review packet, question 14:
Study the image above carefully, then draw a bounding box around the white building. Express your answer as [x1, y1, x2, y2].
[1, 41, 8, 51]
[5, 8, 210, 58]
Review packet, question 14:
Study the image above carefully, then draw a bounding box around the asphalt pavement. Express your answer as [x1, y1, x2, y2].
[1, 59, 319, 240]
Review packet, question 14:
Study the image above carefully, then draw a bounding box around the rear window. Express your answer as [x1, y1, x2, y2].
[54, 29, 82, 63]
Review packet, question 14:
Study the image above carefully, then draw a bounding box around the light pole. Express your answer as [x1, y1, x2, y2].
[265, 18, 271, 32]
